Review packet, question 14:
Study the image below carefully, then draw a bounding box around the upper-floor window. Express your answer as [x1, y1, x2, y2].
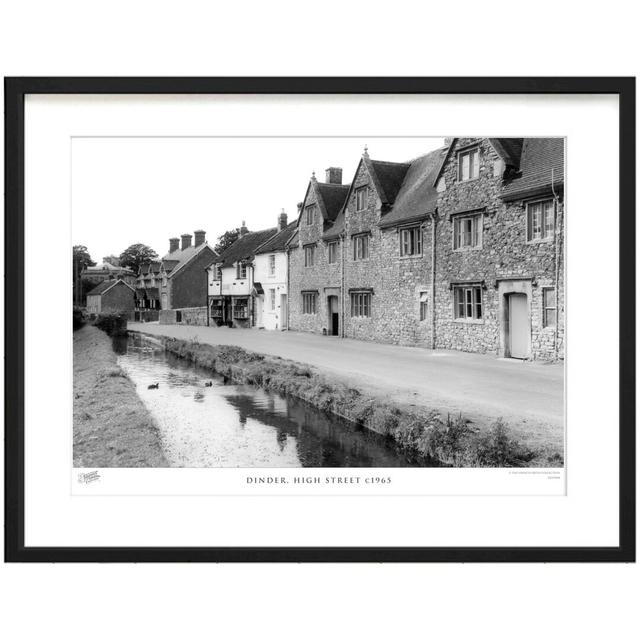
[236, 262, 247, 279]
[327, 241, 338, 264]
[453, 214, 482, 250]
[454, 285, 483, 321]
[543, 287, 557, 328]
[458, 147, 480, 181]
[352, 234, 369, 261]
[162, 276, 168, 287]
[268, 254, 276, 276]
[400, 226, 422, 256]
[355, 186, 368, 211]
[527, 199, 555, 242]
[305, 205, 316, 225]
[304, 244, 315, 267]
[214, 265, 222, 280]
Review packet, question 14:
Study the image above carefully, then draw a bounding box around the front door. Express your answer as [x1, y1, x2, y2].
[280, 294, 287, 329]
[328, 295, 339, 336]
[508, 293, 529, 359]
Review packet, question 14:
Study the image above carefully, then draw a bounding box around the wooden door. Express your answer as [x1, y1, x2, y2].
[508, 293, 529, 359]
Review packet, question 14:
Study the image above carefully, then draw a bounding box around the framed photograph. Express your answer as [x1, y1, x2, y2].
[4, 77, 635, 562]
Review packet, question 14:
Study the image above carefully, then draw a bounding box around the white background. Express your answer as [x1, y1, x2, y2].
[1, 2, 638, 639]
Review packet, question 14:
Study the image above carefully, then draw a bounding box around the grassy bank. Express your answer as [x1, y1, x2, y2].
[147, 334, 562, 467]
[74, 325, 168, 467]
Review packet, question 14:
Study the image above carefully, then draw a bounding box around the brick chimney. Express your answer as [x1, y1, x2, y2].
[277, 209, 288, 231]
[181, 234, 192, 250]
[325, 167, 342, 184]
[239, 221, 248, 238]
[169, 237, 180, 253]
[194, 230, 206, 247]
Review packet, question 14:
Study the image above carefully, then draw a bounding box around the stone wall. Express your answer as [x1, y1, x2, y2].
[159, 306, 208, 326]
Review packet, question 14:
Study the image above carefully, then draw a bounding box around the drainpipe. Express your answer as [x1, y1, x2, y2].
[340, 232, 346, 338]
[285, 247, 290, 331]
[430, 210, 437, 350]
[551, 168, 561, 358]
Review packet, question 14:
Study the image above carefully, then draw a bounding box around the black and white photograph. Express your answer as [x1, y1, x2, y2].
[72, 135, 565, 470]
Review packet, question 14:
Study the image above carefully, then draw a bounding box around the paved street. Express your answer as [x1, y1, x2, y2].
[128, 322, 564, 446]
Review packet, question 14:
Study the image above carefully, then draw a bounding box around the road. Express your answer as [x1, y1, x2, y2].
[128, 322, 564, 447]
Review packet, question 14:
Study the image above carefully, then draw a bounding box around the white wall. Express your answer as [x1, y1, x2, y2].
[253, 251, 287, 330]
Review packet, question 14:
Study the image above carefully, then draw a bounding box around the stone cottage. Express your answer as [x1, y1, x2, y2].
[206, 222, 278, 327]
[253, 212, 297, 330]
[287, 139, 564, 360]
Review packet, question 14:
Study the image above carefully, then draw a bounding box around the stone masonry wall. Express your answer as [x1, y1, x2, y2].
[159, 307, 208, 326]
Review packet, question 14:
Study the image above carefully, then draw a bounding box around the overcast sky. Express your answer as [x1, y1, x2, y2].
[71, 137, 444, 261]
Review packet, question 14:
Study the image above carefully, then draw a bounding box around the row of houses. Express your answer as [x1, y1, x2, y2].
[87, 137, 565, 361]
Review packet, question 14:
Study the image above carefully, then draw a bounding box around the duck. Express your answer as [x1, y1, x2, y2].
[204, 381, 213, 387]
[147, 383, 159, 390]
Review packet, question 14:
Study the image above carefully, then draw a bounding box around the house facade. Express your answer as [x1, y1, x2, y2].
[287, 139, 564, 361]
[86, 279, 136, 317]
[206, 222, 278, 328]
[253, 212, 297, 330]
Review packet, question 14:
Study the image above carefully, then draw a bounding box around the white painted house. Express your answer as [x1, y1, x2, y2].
[253, 212, 296, 330]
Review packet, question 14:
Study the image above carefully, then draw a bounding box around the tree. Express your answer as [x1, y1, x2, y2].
[119, 244, 159, 273]
[214, 228, 242, 255]
[73, 245, 96, 306]
[102, 254, 121, 267]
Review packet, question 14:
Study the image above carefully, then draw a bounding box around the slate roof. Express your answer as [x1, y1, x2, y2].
[367, 159, 412, 205]
[489, 138, 524, 167]
[254, 221, 298, 254]
[161, 259, 180, 273]
[84, 262, 136, 275]
[501, 138, 564, 200]
[316, 183, 350, 222]
[86, 279, 134, 297]
[215, 228, 278, 268]
[378, 148, 446, 229]
[159, 243, 217, 278]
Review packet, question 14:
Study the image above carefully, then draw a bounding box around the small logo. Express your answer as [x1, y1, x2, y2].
[78, 470, 101, 484]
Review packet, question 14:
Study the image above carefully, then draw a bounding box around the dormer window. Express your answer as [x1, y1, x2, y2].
[237, 262, 247, 279]
[458, 147, 480, 181]
[305, 205, 316, 225]
[355, 186, 368, 211]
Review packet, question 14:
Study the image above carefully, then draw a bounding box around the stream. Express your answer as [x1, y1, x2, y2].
[114, 334, 430, 467]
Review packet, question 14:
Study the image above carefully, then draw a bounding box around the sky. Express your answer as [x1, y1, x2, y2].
[71, 136, 444, 262]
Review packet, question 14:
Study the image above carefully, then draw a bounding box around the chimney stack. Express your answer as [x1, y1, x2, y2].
[181, 234, 192, 250]
[169, 237, 180, 253]
[239, 221, 248, 238]
[194, 230, 206, 247]
[325, 167, 342, 184]
[277, 209, 288, 231]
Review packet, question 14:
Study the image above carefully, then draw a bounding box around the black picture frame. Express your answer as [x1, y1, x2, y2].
[4, 77, 635, 563]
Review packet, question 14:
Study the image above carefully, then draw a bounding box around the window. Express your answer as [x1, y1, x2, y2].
[302, 292, 317, 314]
[233, 298, 248, 319]
[453, 214, 482, 249]
[527, 200, 555, 241]
[351, 291, 372, 317]
[162, 276, 168, 287]
[419, 292, 429, 321]
[269, 288, 276, 311]
[355, 186, 367, 211]
[352, 234, 369, 260]
[454, 286, 483, 320]
[268, 254, 276, 276]
[236, 262, 247, 279]
[327, 242, 338, 264]
[305, 205, 316, 225]
[304, 244, 315, 267]
[458, 147, 480, 181]
[214, 265, 222, 280]
[400, 226, 422, 256]
[543, 288, 557, 328]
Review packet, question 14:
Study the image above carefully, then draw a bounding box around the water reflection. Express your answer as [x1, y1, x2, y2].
[116, 334, 433, 468]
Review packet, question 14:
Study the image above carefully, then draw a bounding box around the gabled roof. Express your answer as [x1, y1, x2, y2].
[84, 262, 136, 275]
[86, 279, 135, 297]
[378, 147, 446, 229]
[316, 182, 350, 221]
[501, 138, 564, 200]
[255, 221, 298, 254]
[366, 158, 412, 205]
[160, 243, 217, 279]
[215, 228, 278, 268]
[161, 259, 180, 273]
